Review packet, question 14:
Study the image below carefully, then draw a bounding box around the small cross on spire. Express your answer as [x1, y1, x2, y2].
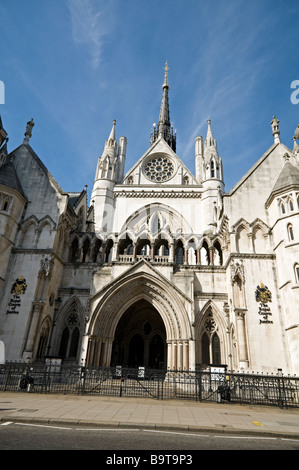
[164, 61, 169, 76]
[163, 61, 169, 87]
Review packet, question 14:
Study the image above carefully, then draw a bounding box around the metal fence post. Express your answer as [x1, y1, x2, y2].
[277, 369, 285, 408]
[198, 370, 202, 402]
[80, 366, 86, 395]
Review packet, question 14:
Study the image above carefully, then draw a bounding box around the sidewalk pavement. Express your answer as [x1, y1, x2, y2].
[1, 391, 299, 439]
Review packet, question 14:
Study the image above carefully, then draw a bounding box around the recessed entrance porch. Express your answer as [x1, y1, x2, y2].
[111, 299, 166, 369]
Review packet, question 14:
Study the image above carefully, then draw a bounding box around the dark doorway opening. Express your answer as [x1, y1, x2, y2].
[111, 299, 166, 369]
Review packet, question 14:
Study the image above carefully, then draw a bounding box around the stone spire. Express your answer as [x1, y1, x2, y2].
[96, 120, 118, 181]
[202, 119, 224, 188]
[158, 62, 170, 134]
[108, 119, 116, 145]
[150, 62, 176, 151]
[23, 118, 34, 144]
[205, 119, 217, 151]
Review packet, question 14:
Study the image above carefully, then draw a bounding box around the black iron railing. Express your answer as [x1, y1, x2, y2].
[0, 362, 298, 408]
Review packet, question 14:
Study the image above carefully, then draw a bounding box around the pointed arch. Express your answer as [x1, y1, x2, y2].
[118, 235, 134, 258]
[86, 267, 192, 369]
[136, 237, 151, 258]
[213, 239, 223, 265]
[20, 216, 39, 248]
[88, 265, 192, 347]
[92, 237, 103, 262]
[53, 296, 85, 362]
[199, 239, 210, 265]
[288, 223, 294, 241]
[82, 237, 91, 262]
[35, 316, 51, 361]
[234, 219, 250, 253]
[37, 222, 52, 249]
[195, 301, 227, 367]
[154, 238, 170, 258]
[186, 238, 196, 265]
[175, 239, 184, 265]
[69, 236, 79, 262]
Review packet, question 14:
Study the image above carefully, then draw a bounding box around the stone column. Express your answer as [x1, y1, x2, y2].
[178, 341, 183, 370]
[209, 247, 214, 265]
[107, 338, 114, 366]
[248, 232, 254, 253]
[167, 341, 172, 369]
[188, 339, 196, 371]
[173, 342, 177, 370]
[230, 231, 237, 252]
[184, 248, 188, 265]
[184, 341, 189, 370]
[101, 243, 106, 262]
[94, 339, 103, 366]
[112, 241, 119, 261]
[235, 309, 249, 369]
[169, 242, 174, 263]
[150, 243, 155, 261]
[79, 334, 90, 364]
[23, 301, 45, 359]
[133, 243, 137, 262]
[87, 337, 96, 366]
[102, 338, 113, 366]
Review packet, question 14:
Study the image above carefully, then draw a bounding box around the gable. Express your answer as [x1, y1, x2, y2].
[122, 137, 198, 186]
[9, 144, 67, 221]
[223, 142, 294, 225]
[91, 258, 192, 305]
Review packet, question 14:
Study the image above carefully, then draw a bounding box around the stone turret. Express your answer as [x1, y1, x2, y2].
[91, 120, 127, 234]
[200, 119, 224, 191]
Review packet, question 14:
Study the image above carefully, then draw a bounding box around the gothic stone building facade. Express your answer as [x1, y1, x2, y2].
[1, 69, 299, 374]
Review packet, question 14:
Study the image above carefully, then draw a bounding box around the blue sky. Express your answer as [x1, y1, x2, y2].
[0, 0, 298, 197]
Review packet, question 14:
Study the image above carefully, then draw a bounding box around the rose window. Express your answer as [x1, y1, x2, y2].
[144, 156, 174, 182]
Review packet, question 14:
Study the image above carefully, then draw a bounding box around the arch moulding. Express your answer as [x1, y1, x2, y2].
[88, 269, 192, 342]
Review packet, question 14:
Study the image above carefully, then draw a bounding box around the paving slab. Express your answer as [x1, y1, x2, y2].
[0, 392, 299, 438]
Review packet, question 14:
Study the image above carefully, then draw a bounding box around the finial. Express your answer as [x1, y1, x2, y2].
[292, 126, 299, 155]
[108, 119, 116, 141]
[0, 115, 8, 148]
[163, 61, 169, 88]
[23, 118, 34, 144]
[270, 115, 280, 144]
[164, 61, 169, 77]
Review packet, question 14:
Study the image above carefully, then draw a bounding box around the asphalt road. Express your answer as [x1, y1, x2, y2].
[1, 422, 299, 452]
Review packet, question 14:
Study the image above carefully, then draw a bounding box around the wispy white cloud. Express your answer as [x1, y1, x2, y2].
[67, 0, 111, 68]
[180, 2, 275, 164]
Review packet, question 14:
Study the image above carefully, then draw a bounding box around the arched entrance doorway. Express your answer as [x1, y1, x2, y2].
[111, 299, 167, 369]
